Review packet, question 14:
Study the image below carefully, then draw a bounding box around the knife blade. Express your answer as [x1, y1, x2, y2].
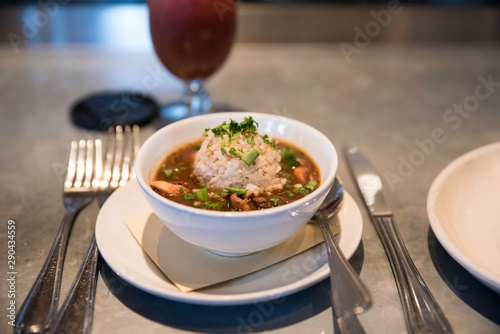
[344, 146, 453, 334]
[343, 146, 392, 216]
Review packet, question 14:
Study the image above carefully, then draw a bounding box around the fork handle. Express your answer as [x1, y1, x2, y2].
[374, 215, 453, 334]
[50, 235, 99, 334]
[15, 201, 85, 334]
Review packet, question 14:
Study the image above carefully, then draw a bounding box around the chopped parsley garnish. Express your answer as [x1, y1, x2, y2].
[228, 148, 240, 158]
[241, 148, 260, 166]
[221, 147, 227, 155]
[239, 173, 244, 178]
[269, 197, 279, 203]
[202, 128, 209, 137]
[210, 117, 258, 138]
[247, 136, 255, 145]
[179, 187, 184, 193]
[238, 148, 244, 153]
[207, 142, 213, 148]
[183, 194, 196, 200]
[224, 187, 247, 195]
[261, 135, 278, 149]
[207, 117, 259, 141]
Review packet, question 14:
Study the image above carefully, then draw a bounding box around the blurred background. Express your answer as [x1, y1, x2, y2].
[0, 0, 498, 51]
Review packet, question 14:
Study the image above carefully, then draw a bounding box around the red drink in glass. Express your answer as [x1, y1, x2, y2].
[148, 0, 236, 80]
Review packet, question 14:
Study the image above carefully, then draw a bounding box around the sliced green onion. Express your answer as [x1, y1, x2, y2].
[239, 173, 244, 178]
[179, 187, 184, 193]
[305, 180, 317, 190]
[202, 128, 209, 137]
[196, 187, 209, 202]
[184, 194, 196, 200]
[238, 148, 244, 153]
[231, 133, 240, 141]
[221, 147, 227, 155]
[286, 190, 294, 197]
[203, 201, 224, 210]
[241, 148, 260, 166]
[179, 167, 187, 171]
[247, 136, 255, 145]
[299, 188, 310, 195]
[224, 187, 247, 195]
[270, 197, 279, 203]
[164, 169, 173, 178]
[207, 142, 213, 148]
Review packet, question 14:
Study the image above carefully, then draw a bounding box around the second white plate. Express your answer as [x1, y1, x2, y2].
[95, 178, 364, 305]
[427, 142, 500, 293]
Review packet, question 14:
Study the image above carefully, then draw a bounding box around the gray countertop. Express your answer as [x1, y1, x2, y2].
[1, 43, 500, 334]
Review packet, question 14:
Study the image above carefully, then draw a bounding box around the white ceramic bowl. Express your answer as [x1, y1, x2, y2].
[135, 112, 337, 256]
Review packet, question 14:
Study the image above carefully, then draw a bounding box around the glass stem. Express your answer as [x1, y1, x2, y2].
[183, 79, 211, 116]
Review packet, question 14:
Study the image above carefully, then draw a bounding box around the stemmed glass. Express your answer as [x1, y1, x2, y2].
[148, 0, 236, 123]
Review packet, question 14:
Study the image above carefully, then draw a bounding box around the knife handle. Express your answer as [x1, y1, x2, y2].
[373, 215, 453, 334]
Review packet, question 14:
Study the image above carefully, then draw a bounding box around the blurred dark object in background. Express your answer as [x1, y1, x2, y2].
[0, 0, 498, 4]
[0, 0, 498, 47]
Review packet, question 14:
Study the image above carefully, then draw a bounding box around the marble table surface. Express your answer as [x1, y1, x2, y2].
[1, 43, 499, 334]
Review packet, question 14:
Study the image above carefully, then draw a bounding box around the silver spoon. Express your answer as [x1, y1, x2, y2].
[313, 177, 372, 318]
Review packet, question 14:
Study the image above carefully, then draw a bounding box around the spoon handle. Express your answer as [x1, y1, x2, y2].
[319, 218, 372, 318]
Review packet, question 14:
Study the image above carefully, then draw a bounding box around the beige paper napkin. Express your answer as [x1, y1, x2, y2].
[125, 214, 339, 292]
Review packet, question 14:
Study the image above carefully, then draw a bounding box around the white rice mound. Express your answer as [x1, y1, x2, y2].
[192, 131, 286, 196]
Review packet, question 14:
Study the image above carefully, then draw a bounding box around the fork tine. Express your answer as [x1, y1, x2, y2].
[64, 141, 78, 189]
[74, 140, 87, 188]
[110, 125, 124, 188]
[101, 127, 115, 190]
[120, 125, 132, 187]
[131, 125, 140, 178]
[92, 139, 103, 190]
[83, 139, 94, 188]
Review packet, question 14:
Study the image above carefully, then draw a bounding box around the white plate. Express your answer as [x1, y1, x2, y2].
[428, 142, 500, 293]
[96, 178, 364, 305]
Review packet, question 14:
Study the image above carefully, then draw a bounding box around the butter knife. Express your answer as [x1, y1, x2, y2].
[344, 146, 453, 334]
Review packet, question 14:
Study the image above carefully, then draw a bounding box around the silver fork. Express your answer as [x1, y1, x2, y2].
[15, 139, 103, 334]
[50, 125, 140, 334]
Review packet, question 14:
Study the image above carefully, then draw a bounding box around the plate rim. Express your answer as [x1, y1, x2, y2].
[96, 179, 364, 305]
[427, 141, 500, 292]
